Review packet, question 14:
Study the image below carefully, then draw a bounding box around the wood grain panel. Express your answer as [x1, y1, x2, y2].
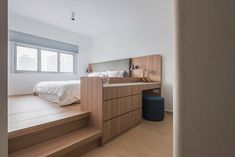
[9, 118, 89, 153]
[104, 82, 161, 97]
[103, 94, 142, 121]
[103, 87, 118, 100]
[131, 54, 162, 82]
[117, 86, 132, 98]
[80, 77, 103, 129]
[131, 85, 143, 95]
[103, 86, 133, 100]
[108, 77, 142, 84]
[62, 139, 100, 157]
[102, 118, 118, 142]
[9, 127, 102, 157]
[8, 111, 90, 139]
[124, 96, 132, 113]
[103, 99, 117, 121]
[116, 97, 126, 116]
[104, 85, 144, 100]
[132, 94, 142, 110]
[102, 109, 142, 144]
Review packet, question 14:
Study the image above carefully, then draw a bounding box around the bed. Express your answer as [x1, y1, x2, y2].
[33, 58, 130, 106]
[32, 70, 126, 106]
[33, 80, 80, 106]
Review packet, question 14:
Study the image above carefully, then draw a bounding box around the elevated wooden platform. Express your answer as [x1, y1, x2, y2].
[8, 95, 86, 138]
[8, 95, 102, 156]
[9, 127, 102, 157]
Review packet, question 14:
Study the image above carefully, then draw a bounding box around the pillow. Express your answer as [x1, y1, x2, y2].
[88, 72, 108, 77]
[99, 72, 108, 77]
[107, 70, 125, 77]
[88, 72, 100, 77]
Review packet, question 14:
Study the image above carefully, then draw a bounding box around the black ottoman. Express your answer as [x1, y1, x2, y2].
[143, 96, 165, 121]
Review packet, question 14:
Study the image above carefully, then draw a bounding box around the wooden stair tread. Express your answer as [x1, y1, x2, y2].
[9, 127, 102, 157]
[9, 110, 90, 139]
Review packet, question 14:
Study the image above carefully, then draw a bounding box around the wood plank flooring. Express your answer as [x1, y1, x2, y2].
[82, 113, 173, 157]
[9, 127, 102, 157]
[8, 95, 84, 136]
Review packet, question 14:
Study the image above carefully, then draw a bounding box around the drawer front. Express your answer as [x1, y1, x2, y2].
[124, 94, 142, 113]
[103, 94, 142, 121]
[103, 118, 119, 143]
[103, 109, 142, 143]
[103, 84, 160, 100]
[103, 86, 142, 100]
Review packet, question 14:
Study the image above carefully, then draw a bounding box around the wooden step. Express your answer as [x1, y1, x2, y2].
[9, 127, 102, 157]
[9, 110, 90, 139]
[9, 111, 90, 153]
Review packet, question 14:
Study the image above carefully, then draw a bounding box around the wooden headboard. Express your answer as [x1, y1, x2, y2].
[87, 54, 162, 83]
[130, 54, 162, 82]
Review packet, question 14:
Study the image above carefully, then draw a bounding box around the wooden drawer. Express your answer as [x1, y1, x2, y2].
[118, 108, 142, 133]
[103, 118, 119, 143]
[103, 99, 117, 121]
[102, 109, 142, 143]
[124, 94, 142, 113]
[103, 84, 160, 100]
[103, 86, 142, 100]
[103, 94, 142, 121]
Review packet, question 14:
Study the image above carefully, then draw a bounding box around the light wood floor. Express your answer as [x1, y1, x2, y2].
[83, 113, 173, 157]
[8, 95, 83, 134]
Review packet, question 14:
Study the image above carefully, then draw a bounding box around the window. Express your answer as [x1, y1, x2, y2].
[16, 46, 38, 71]
[14, 44, 76, 74]
[41, 50, 58, 72]
[60, 53, 74, 73]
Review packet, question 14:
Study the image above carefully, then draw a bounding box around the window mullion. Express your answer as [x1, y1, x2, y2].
[58, 52, 60, 73]
[38, 48, 41, 72]
[13, 43, 17, 72]
[73, 54, 76, 74]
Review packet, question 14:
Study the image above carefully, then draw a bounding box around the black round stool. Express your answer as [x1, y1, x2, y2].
[143, 96, 165, 121]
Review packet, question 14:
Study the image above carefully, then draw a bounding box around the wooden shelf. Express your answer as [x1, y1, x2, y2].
[9, 127, 102, 157]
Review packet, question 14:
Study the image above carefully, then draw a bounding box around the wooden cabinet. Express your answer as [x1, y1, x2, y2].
[80, 77, 161, 145]
[102, 85, 143, 144]
[103, 109, 142, 143]
[102, 83, 161, 144]
[103, 86, 142, 100]
[103, 94, 142, 121]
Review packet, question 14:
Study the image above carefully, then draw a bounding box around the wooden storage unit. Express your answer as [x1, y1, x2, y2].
[102, 90, 142, 143]
[103, 109, 142, 143]
[102, 83, 160, 144]
[103, 94, 142, 121]
[81, 77, 161, 145]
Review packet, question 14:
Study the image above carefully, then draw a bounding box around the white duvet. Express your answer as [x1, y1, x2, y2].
[33, 80, 80, 106]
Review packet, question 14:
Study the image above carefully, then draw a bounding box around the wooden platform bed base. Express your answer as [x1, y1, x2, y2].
[8, 54, 162, 156]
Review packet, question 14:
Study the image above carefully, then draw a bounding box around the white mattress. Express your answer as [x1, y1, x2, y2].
[33, 80, 80, 106]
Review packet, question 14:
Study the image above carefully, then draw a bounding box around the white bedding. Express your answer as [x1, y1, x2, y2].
[33, 80, 80, 106]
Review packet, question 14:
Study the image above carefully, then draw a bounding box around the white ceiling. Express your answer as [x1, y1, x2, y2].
[9, 0, 161, 37]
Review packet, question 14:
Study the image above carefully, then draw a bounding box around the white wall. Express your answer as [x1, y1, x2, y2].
[89, 0, 174, 111]
[8, 13, 92, 95]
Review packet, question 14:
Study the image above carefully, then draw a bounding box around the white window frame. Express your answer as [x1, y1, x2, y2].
[12, 42, 77, 75]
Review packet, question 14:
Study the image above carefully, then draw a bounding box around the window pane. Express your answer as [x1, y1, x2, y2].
[16, 46, 38, 71]
[41, 50, 58, 72]
[60, 53, 74, 73]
